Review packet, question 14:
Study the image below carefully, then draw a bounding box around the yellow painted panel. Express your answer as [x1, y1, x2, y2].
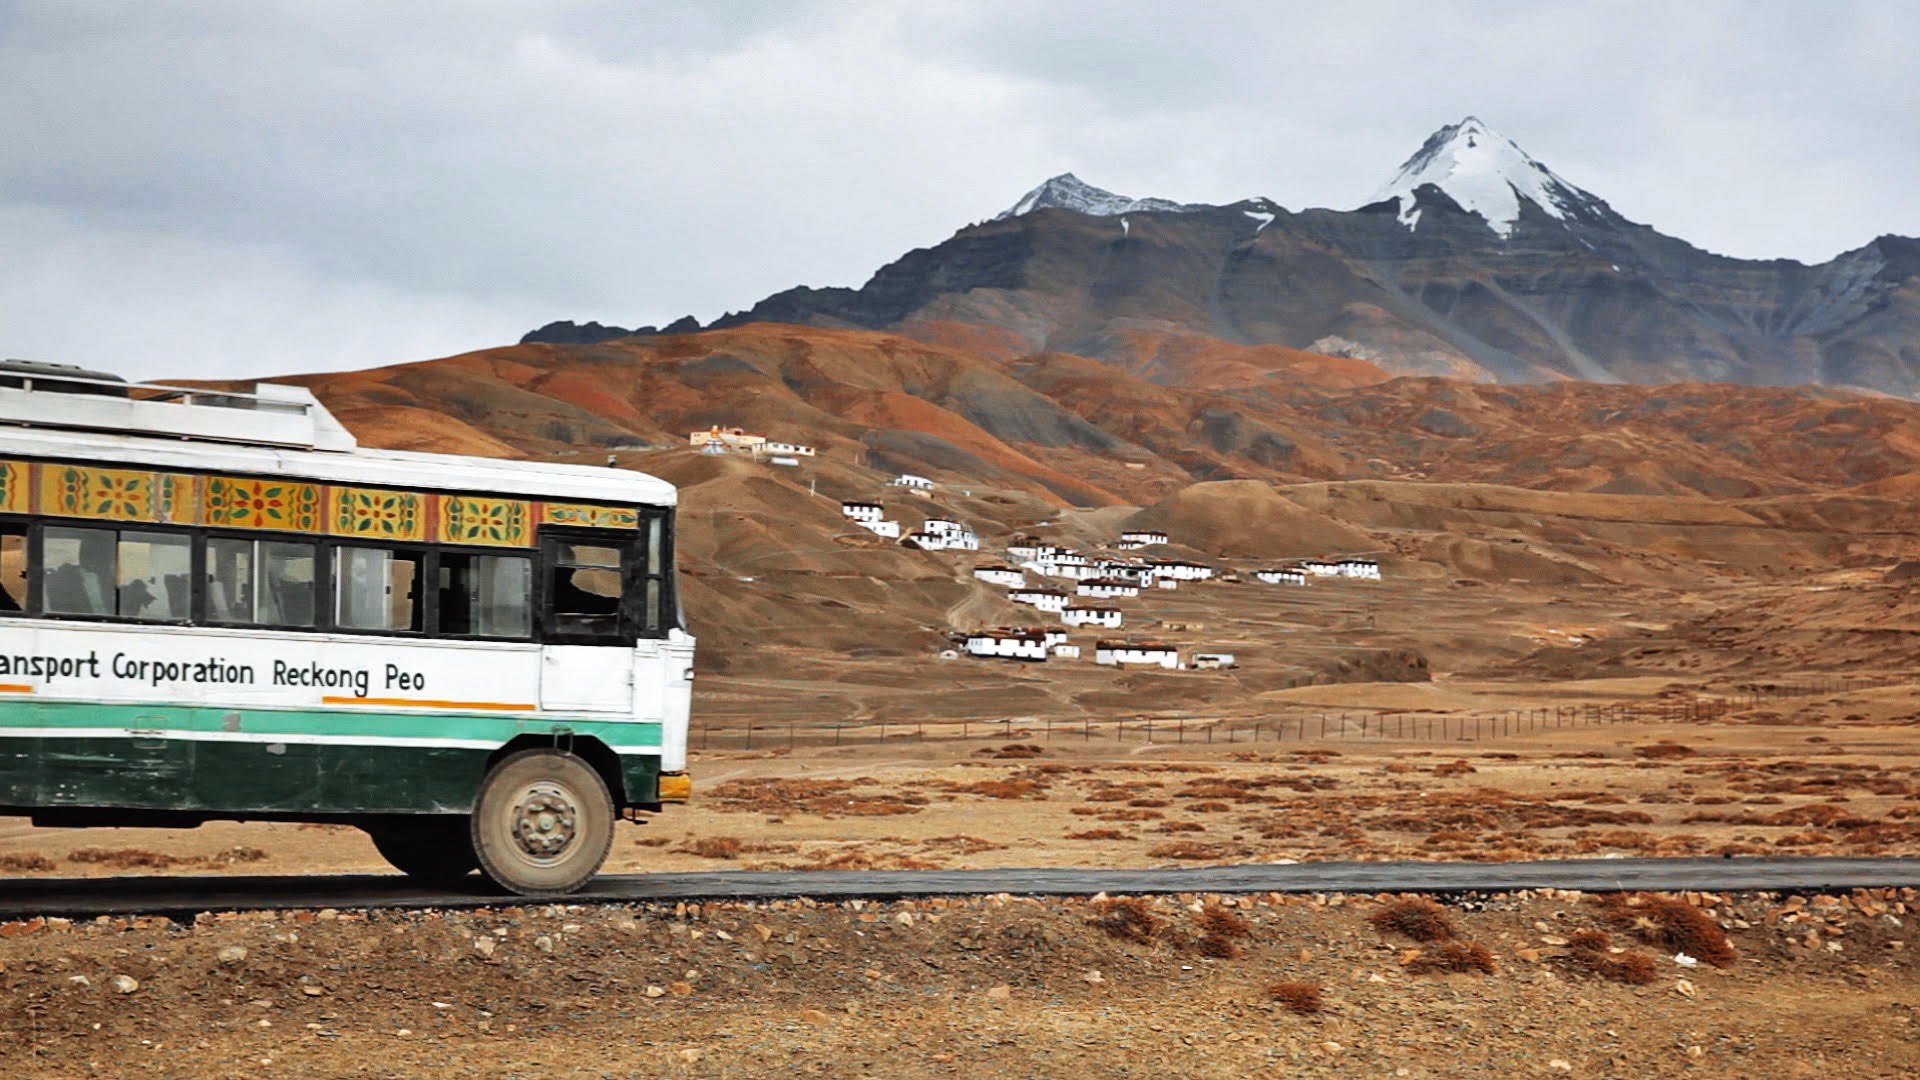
[204, 476, 322, 531]
[0, 460, 29, 514]
[438, 496, 532, 547]
[540, 502, 640, 529]
[39, 464, 158, 521]
[330, 486, 426, 541]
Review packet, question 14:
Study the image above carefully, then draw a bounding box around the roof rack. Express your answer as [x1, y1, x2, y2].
[0, 362, 357, 452]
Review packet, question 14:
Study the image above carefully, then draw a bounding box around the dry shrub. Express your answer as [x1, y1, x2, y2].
[1267, 981, 1323, 1014]
[1156, 822, 1205, 834]
[963, 779, 1045, 800]
[1406, 940, 1496, 975]
[921, 834, 999, 854]
[1128, 798, 1170, 808]
[1368, 899, 1457, 943]
[208, 846, 267, 864]
[1146, 841, 1247, 861]
[1634, 742, 1697, 760]
[0, 852, 56, 872]
[1195, 904, 1252, 957]
[1197, 904, 1253, 940]
[1065, 829, 1129, 841]
[806, 849, 938, 871]
[1563, 930, 1658, 985]
[1196, 934, 1241, 959]
[988, 743, 1043, 759]
[66, 848, 187, 869]
[1184, 801, 1231, 813]
[681, 836, 745, 860]
[1090, 897, 1162, 943]
[1433, 760, 1476, 777]
[1599, 894, 1738, 967]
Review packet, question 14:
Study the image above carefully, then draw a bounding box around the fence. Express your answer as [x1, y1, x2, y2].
[692, 674, 1896, 753]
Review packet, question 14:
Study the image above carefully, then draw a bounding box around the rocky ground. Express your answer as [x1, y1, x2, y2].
[2, 888, 1914, 1077]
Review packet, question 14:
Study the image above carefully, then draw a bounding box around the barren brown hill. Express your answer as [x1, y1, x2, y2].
[260, 322, 1920, 688]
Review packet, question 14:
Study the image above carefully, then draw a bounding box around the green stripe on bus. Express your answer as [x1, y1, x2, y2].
[0, 700, 661, 748]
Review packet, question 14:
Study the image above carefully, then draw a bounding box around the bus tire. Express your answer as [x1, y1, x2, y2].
[364, 816, 479, 887]
[470, 749, 615, 897]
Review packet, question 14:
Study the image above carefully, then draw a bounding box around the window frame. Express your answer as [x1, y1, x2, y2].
[322, 537, 432, 639]
[202, 531, 326, 633]
[25, 517, 204, 629]
[431, 545, 537, 643]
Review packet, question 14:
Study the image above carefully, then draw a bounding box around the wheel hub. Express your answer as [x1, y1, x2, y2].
[511, 784, 579, 859]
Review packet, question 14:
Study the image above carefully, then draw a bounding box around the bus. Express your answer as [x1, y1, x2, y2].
[0, 363, 694, 896]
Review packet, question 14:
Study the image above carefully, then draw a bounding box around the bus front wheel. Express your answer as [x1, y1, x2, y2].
[470, 749, 615, 897]
[364, 816, 479, 887]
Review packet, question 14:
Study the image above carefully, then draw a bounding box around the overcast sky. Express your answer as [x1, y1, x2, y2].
[4, 1, 1916, 380]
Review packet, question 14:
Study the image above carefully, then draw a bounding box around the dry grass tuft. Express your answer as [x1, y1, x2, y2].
[1090, 897, 1162, 944]
[681, 836, 746, 860]
[1368, 899, 1457, 943]
[0, 852, 56, 872]
[1197, 904, 1253, 940]
[1267, 980, 1323, 1014]
[1562, 929, 1658, 985]
[1065, 829, 1129, 841]
[1634, 742, 1697, 760]
[66, 847, 188, 869]
[1599, 894, 1738, 967]
[1406, 940, 1497, 975]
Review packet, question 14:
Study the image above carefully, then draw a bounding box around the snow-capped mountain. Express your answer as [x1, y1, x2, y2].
[1368, 117, 1615, 237]
[530, 117, 1920, 397]
[995, 173, 1205, 220]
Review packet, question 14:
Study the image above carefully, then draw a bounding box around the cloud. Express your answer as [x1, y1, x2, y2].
[2, 1, 1916, 379]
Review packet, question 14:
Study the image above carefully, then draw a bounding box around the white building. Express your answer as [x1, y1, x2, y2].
[889, 474, 934, 490]
[1256, 569, 1309, 586]
[923, 518, 967, 535]
[1117, 529, 1169, 550]
[855, 518, 901, 539]
[1338, 558, 1382, 580]
[768, 456, 799, 467]
[1077, 578, 1140, 599]
[973, 566, 1024, 588]
[1007, 537, 1064, 562]
[1009, 587, 1070, 613]
[963, 630, 1049, 662]
[1149, 559, 1214, 582]
[764, 440, 816, 457]
[1062, 606, 1123, 629]
[1095, 641, 1180, 669]
[1156, 578, 1179, 590]
[842, 501, 885, 522]
[1052, 643, 1081, 659]
[1192, 652, 1237, 670]
[688, 427, 766, 455]
[1041, 628, 1069, 648]
[1302, 560, 1341, 577]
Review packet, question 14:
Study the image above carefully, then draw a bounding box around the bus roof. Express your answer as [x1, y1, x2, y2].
[0, 381, 675, 507]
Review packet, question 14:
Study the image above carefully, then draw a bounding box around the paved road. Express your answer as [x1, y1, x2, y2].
[4, 856, 1917, 919]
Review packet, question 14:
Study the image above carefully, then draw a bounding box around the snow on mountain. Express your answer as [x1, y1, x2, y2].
[1370, 117, 1609, 238]
[997, 173, 1206, 220]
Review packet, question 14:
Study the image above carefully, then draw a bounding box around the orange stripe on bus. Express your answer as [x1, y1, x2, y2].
[0, 683, 34, 694]
[320, 696, 538, 712]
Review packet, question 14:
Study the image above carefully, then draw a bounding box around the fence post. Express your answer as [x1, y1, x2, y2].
[1179, 718, 1185, 744]
[834, 724, 841, 747]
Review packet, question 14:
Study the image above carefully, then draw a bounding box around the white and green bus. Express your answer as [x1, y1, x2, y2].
[0, 363, 694, 896]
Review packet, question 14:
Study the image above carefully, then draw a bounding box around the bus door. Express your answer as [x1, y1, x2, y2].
[537, 531, 634, 713]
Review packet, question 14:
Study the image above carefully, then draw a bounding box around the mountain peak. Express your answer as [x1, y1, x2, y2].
[997, 173, 1205, 220]
[1371, 116, 1611, 237]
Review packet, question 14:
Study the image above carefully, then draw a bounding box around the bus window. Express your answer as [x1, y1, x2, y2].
[438, 552, 532, 638]
[334, 545, 422, 633]
[117, 531, 191, 621]
[0, 523, 25, 612]
[547, 541, 623, 639]
[208, 537, 317, 627]
[43, 525, 189, 621]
